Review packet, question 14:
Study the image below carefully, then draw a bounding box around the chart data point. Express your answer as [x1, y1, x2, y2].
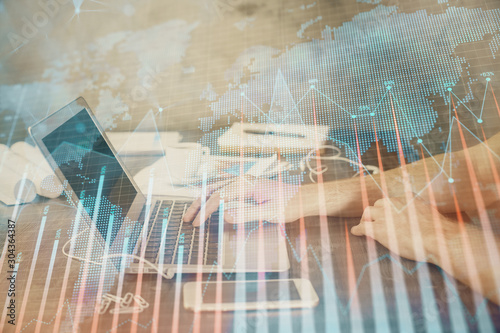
[417, 139, 423, 144]
[447, 87, 452, 91]
[351, 115, 357, 119]
[477, 119, 483, 123]
[448, 178, 454, 183]
[370, 112, 375, 116]
[486, 77, 491, 82]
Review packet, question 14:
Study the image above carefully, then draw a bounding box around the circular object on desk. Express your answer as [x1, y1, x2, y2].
[39, 174, 64, 198]
[14, 179, 37, 203]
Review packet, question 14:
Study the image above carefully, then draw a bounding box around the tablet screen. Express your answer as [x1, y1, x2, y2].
[42, 108, 138, 243]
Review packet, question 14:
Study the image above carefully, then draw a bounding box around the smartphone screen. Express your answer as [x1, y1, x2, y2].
[201, 280, 301, 303]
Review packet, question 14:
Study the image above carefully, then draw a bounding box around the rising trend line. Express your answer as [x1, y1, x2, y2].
[236, 75, 500, 213]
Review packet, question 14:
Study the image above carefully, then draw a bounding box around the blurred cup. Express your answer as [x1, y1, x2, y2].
[164, 142, 210, 182]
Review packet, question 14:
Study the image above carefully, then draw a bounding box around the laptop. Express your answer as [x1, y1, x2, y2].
[29, 97, 290, 276]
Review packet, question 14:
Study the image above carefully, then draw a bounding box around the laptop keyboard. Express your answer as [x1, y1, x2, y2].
[135, 200, 222, 266]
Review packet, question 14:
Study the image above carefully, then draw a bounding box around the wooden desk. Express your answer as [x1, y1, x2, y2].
[1, 153, 500, 333]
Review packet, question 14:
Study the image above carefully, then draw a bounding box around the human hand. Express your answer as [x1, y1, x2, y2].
[183, 176, 302, 226]
[351, 197, 457, 262]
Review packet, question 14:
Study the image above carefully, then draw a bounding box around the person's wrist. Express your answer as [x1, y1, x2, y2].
[300, 181, 360, 217]
[424, 217, 460, 267]
[299, 183, 320, 217]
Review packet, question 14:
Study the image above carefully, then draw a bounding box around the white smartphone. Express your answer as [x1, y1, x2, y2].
[183, 278, 319, 312]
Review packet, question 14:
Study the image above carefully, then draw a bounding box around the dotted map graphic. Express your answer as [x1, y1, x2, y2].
[202, 6, 500, 164]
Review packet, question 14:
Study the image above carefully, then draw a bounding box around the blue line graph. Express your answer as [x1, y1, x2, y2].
[205, 68, 498, 167]
[480, 79, 491, 120]
[221, 73, 500, 213]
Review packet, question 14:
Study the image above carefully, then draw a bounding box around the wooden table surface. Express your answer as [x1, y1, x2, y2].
[1, 147, 500, 333]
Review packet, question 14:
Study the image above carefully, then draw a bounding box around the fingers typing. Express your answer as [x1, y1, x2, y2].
[193, 192, 222, 226]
